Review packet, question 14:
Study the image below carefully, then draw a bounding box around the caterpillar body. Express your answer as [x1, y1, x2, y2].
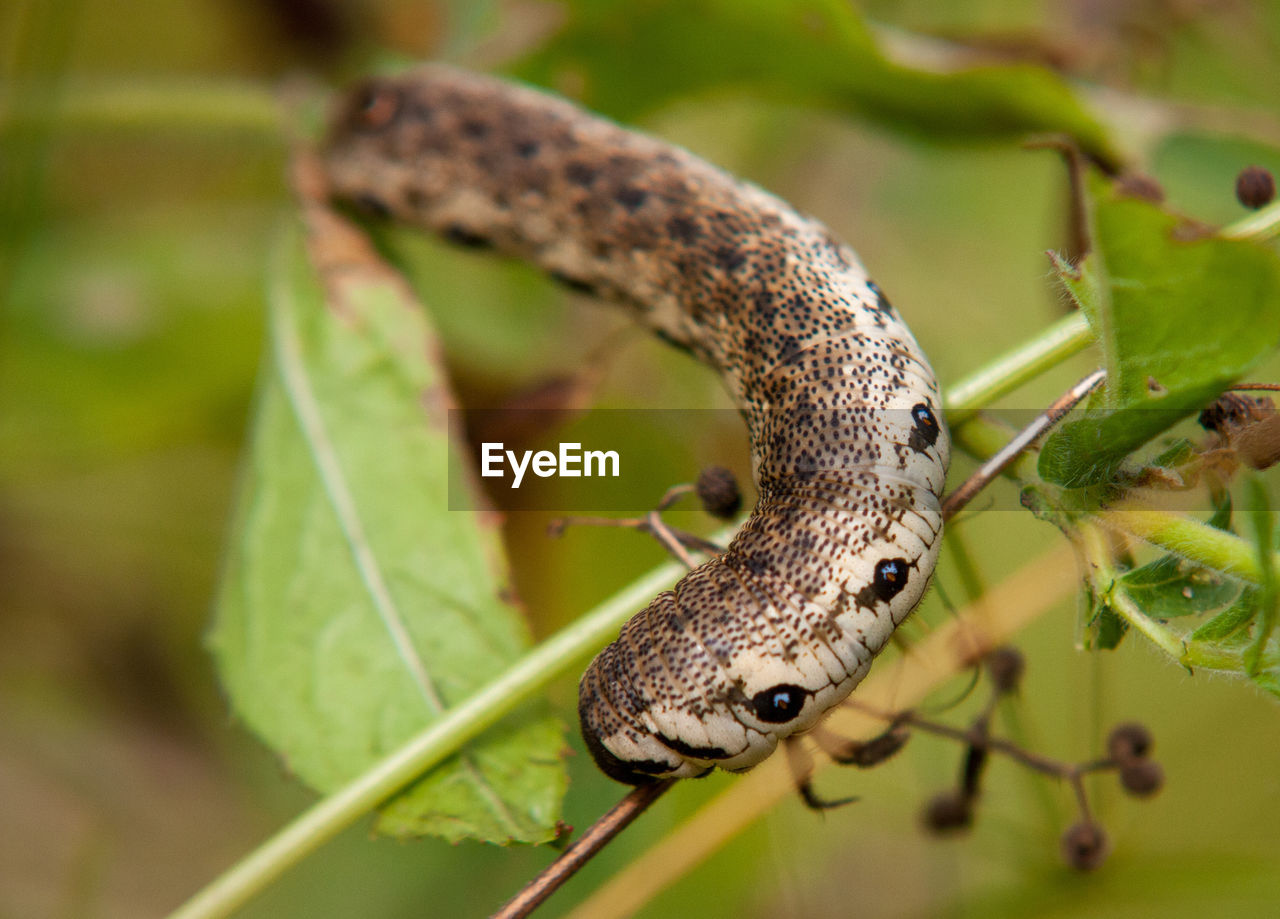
[323, 67, 950, 784]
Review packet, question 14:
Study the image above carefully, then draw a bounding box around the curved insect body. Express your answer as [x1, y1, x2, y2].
[323, 66, 950, 784]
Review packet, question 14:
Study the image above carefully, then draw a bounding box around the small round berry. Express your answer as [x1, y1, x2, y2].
[1236, 165, 1276, 210]
[923, 791, 972, 834]
[1119, 759, 1165, 797]
[1107, 722, 1153, 763]
[1061, 821, 1110, 871]
[695, 465, 741, 519]
[986, 647, 1025, 694]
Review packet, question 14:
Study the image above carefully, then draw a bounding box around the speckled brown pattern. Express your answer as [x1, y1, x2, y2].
[323, 66, 950, 783]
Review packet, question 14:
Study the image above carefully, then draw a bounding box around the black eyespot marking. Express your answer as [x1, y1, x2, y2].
[872, 558, 910, 602]
[514, 139, 540, 158]
[751, 684, 808, 723]
[461, 118, 490, 139]
[349, 82, 402, 132]
[909, 402, 940, 451]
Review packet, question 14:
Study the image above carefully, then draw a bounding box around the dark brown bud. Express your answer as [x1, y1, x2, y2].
[1107, 722, 1153, 763]
[986, 646, 1025, 694]
[1061, 821, 1110, 871]
[841, 726, 910, 767]
[1198, 392, 1280, 470]
[1119, 759, 1164, 797]
[1236, 165, 1276, 210]
[923, 791, 973, 834]
[961, 743, 988, 799]
[696, 465, 742, 519]
[1199, 392, 1273, 435]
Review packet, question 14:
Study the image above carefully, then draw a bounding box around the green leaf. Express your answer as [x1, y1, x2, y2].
[1040, 175, 1280, 486]
[510, 0, 1118, 161]
[209, 209, 565, 845]
[1090, 600, 1130, 651]
[1189, 593, 1255, 644]
[1115, 491, 1240, 622]
[1118, 554, 1241, 620]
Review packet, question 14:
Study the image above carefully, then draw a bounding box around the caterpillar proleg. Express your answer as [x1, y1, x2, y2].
[323, 66, 951, 784]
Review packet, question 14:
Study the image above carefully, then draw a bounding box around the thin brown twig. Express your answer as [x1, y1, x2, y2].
[941, 369, 1105, 519]
[849, 699, 1119, 829]
[491, 780, 676, 919]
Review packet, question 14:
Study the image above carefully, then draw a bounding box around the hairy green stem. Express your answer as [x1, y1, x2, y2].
[1077, 522, 1186, 661]
[943, 311, 1094, 425]
[1101, 509, 1280, 586]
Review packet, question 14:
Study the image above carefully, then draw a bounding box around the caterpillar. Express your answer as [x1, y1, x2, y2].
[323, 66, 950, 785]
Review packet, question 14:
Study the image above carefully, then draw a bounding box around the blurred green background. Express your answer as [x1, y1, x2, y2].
[4, 1, 1280, 917]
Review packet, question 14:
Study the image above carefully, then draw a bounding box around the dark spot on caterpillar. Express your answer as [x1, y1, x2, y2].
[751, 684, 808, 723]
[777, 335, 803, 365]
[714, 245, 747, 272]
[403, 188, 432, 211]
[738, 553, 772, 578]
[406, 98, 435, 122]
[667, 215, 701, 243]
[752, 290, 777, 323]
[615, 185, 648, 212]
[565, 160, 599, 187]
[866, 280, 893, 316]
[461, 118, 490, 139]
[348, 81, 402, 132]
[656, 734, 730, 760]
[444, 225, 492, 248]
[872, 557, 910, 602]
[909, 402, 940, 452]
[354, 194, 390, 218]
[548, 270, 597, 296]
[514, 138, 540, 158]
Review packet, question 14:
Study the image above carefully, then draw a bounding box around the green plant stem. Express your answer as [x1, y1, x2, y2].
[3, 80, 284, 135]
[1222, 199, 1280, 243]
[943, 311, 1094, 426]
[1182, 641, 1245, 670]
[1101, 508, 1280, 586]
[169, 549, 709, 919]
[1077, 522, 1186, 661]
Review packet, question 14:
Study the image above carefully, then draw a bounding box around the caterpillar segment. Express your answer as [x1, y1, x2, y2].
[323, 66, 950, 785]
